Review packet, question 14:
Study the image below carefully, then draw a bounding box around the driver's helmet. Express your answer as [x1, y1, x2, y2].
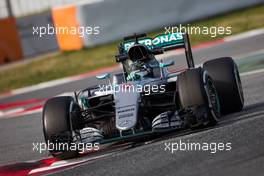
[127, 44, 151, 72]
[128, 44, 150, 62]
[126, 44, 160, 80]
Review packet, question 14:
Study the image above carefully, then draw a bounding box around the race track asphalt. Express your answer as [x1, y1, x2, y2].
[0, 33, 263, 176]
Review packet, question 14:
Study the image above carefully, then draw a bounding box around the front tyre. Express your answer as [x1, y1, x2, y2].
[177, 68, 221, 127]
[42, 96, 79, 159]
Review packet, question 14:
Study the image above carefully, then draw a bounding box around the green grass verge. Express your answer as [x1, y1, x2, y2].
[0, 5, 264, 94]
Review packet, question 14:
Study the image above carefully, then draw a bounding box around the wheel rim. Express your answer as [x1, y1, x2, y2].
[207, 78, 221, 121]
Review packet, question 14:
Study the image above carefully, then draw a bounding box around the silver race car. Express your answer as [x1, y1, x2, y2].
[42, 33, 244, 159]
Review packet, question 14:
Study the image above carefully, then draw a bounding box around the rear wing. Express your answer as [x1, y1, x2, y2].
[123, 33, 183, 51]
[116, 33, 194, 68]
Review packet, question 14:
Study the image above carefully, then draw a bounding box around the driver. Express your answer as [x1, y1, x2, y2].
[126, 44, 160, 80]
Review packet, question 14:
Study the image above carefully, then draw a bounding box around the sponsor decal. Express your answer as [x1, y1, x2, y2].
[123, 33, 184, 51]
[119, 119, 133, 127]
[117, 108, 135, 114]
[119, 113, 134, 119]
[117, 105, 135, 119]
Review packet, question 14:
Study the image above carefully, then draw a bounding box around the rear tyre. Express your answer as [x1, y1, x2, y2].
[203, 57, 244, 115]
[43, 96, 79, 159]
[177, 68, 221, 127]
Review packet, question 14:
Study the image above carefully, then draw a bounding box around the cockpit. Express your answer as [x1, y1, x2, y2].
[124, 44, 160, 80]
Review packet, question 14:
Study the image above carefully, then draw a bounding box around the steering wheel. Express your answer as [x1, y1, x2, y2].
[127, 68, 150, 81]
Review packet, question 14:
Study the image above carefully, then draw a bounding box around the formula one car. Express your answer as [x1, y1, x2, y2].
[43, 32, 244, 159]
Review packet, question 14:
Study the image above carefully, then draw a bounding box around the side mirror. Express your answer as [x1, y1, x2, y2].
[115, 54, 128, 62]
[96, 73, 110, 80]
[159, 61, 174, 68]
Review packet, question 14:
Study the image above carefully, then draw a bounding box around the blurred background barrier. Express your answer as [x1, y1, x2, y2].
[0, 17, 23, 64]
[4, 0, 88, 18]
[52, 5, 84, 51]
[77, 0, 264, 47]
[16, 12, 59, 57]
[0, 0, 87, 59]
[0, 0, 263, 63]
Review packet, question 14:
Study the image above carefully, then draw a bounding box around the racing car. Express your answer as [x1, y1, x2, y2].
[42, 32, 244, 159]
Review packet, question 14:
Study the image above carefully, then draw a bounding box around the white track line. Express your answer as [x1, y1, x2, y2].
[11, 78, 76, 95]
[224, 28, 264, 42]
[240, 68, 264, 76]
[233, 49, 264, 60]
[0, 108, 24, 118]
[28, 152, 114, 175]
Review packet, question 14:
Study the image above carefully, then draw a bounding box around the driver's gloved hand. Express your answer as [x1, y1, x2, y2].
[127, 72, 141, 81]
